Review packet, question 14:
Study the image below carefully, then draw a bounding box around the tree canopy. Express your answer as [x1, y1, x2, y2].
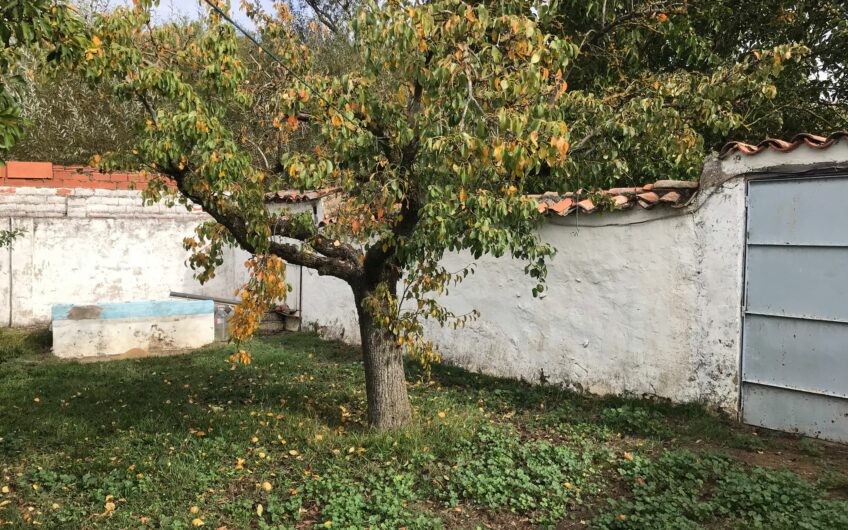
[80, 0, 580, 426]
[8, 1, 847, 191]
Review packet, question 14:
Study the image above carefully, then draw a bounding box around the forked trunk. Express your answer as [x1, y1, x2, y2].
[355, 291, 412, 429]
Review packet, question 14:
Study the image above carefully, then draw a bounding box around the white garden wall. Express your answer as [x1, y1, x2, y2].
[301, 143, 848, 413]
[0, 187, 251, 327]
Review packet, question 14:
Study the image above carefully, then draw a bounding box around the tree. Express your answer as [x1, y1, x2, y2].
[1, 0, 85, 154]
[14, 2, 846, 191]
[82, 0, 575, 428]
[1, 1, 84, 247]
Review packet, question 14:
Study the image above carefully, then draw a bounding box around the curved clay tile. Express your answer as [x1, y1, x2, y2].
[719, 131, 848, 158]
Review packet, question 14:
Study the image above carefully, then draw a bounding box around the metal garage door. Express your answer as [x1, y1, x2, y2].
[742, 175, 848, 443]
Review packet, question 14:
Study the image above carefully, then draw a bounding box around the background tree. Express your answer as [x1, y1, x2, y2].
[531, 0, 847, 189]
[1, 0, 85, 154]
[305, 0, 847, 190]
[1, 0, 85, 248]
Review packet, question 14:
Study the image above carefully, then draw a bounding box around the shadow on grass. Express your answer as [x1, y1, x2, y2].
[417, 355, 745, 444]
[0, 327, 52, 363]
[0, 330, 761, 458]
[0, 333, 366, 457]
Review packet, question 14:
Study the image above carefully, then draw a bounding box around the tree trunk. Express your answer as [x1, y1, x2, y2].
[355, 290, 412, 429]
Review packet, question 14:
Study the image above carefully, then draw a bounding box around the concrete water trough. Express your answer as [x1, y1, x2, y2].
[51, 300, 215, 359]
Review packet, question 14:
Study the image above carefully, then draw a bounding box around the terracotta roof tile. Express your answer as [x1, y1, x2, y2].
[612, 195, 630, 207]
[535, 179, 697, 216]
[660, 191, 681, 203]
[549, 198, 573, 214]
[577, 198, 596, 213]
[719, 132, 848, 158]
[637, 191, 659, 204]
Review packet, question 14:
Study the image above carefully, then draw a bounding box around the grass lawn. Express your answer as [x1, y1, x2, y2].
[1, 329, 847, 529]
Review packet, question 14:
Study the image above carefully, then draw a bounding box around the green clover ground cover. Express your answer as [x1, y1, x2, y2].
[1, 330, 846, 529]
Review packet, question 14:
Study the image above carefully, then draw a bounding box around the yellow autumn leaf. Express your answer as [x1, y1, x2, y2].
[261, 481, 273, 492]
[458, 188, 467, 203]
[493, 144, 505, 163]
[191, 517, 204, 527]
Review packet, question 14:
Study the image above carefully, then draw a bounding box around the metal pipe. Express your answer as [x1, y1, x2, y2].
[169, 291, 240, 306]
[7, 217, 12, 327]
[298, 262, 303, 331]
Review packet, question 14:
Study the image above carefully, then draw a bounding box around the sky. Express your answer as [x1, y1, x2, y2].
[108, 0, 279, 30]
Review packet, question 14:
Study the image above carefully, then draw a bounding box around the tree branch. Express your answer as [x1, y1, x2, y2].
[270, 215, 362, 266]
[166, 167, 363, 282]
[303, 0, 339, 35]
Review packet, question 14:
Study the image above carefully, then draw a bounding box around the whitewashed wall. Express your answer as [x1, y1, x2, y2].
[301, 145, 848, 413]
[0, 188, 251, 327]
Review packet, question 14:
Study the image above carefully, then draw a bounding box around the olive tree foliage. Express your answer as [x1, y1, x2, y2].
[82, 0, 574, 427]
[7, 56, 142, 165]
[1, 0, 85, 154]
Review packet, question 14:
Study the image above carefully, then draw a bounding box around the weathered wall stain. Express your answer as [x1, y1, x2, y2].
[67, 305, 102, 320]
